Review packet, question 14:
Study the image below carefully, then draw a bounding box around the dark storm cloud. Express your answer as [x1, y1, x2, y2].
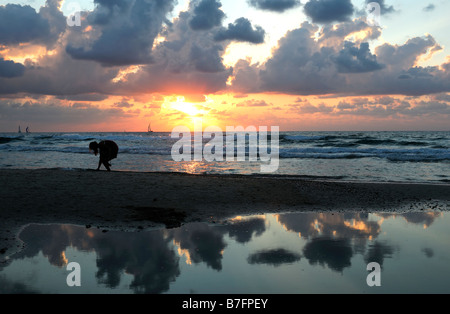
[248, 0, 301, 12]
[189, 43, 226, 72]
[214, 17, 265, 44]
[304, 0, 354, 23]
[66, 0, 176, 66]
[89, 0, 131, 24]
[189, 0, 225, 31]
[334, 42, 384, 73]
[0, 1, 65, 48]
[0, 4, 51, 45]
[0, 58, 26, 78]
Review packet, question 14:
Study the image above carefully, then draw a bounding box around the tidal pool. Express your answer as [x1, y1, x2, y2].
[1, 211, 449, 294]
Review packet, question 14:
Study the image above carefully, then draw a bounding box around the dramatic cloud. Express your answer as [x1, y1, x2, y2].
[214, 18, 265, 44]
[111, 10, 232, 96]
[0, 4, 50, 45]
[256, 22, 348, 94]
[375, 35, 442, 70]
[1, 0, 450, 132]
[248, 0, 301, 12]
[0, 1, 65, 49]
[66, 0, 176, 66]
[231, 20, 450, 97]
[0, 42, 118, 96]
[188, 0, 225, 31]
[333, 41, 384, 73]
[0, 58, 25, 78]
[304, 0, 354, 23]
[189, 43, 226, 72]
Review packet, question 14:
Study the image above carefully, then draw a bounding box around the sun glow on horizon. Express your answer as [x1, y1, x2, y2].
[160, 95, 221, 130]
[162, 96, 211, 116]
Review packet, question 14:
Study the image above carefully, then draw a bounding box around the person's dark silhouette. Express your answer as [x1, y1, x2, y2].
[89, 140, 119, 171]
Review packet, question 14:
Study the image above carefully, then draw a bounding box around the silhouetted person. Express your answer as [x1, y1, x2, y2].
[89, 140, 119, 171]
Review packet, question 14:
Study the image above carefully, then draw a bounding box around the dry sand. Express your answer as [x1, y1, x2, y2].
[1, 168, 449, 262]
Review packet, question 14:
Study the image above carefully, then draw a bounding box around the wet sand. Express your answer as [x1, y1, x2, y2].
[1, 169, 449, 262]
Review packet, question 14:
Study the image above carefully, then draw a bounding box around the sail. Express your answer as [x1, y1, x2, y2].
[18, 126, 21, 133]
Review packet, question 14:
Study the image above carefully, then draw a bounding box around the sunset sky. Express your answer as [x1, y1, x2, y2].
[1, 0, 450, 132]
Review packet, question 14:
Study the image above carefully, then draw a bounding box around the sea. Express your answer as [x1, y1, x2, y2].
[0, 131, 449, 183]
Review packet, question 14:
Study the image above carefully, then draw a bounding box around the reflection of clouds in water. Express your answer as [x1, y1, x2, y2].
[422, 247, 434, 258]
[219, 216, 266, 243]
[376, 212, 442, 228]
[170, 223, 226, 271]
[303, 237, 353, 272]
[12, 216, 268, 292]
[5, 211, 445, 292]
[247, 248, 301, 267]
[16, 225, 180, 294]
[364, 241, 396, 269]
[169, 216, 267, 270]
[276, 212, 381, 241]
[276, 212, 397, 271]
[0, 275, 38, 294]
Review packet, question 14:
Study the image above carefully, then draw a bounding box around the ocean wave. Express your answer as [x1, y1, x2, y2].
[354, 138, 398, 145]
[354, 138, 432, 147]
[0, 136, 24, 144]
[280, 134, 333, 142]
[279, 147, 450, 162]
[2, 141, 449, 162]
[280, 133, 448, 148]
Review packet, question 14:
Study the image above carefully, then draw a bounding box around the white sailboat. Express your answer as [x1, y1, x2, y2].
[148, 123, 153, 133]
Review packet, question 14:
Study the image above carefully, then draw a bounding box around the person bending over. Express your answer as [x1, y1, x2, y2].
[89, 140, 119, 171]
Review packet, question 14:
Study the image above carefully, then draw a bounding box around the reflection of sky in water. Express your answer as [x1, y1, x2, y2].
[1, 211, 449, 294]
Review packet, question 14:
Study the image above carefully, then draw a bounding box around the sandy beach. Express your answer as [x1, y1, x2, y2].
[1, 168, 449, 262]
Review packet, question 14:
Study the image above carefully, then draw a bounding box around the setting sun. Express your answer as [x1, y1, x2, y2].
[162, 96, 211, 117]
[160, 95, 221, 130]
